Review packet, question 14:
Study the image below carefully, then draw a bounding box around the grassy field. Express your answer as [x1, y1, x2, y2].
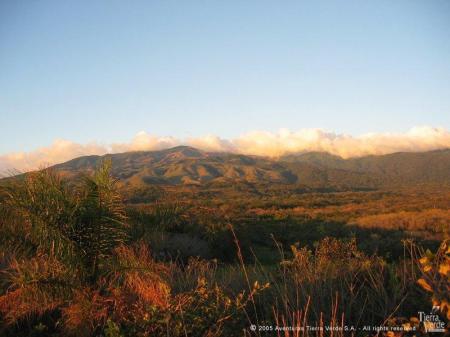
[0, 162, 448, 336]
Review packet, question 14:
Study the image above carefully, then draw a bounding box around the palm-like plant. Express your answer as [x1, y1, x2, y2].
[0, 162, 263, 337]
[72, 160, 128, 280]
[0, 160, 128, 328]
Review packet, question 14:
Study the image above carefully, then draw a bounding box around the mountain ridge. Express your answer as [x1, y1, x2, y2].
[48, 146, 450, 189]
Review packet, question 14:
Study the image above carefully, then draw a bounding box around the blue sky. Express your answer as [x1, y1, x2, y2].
[1, 0, 449, 155]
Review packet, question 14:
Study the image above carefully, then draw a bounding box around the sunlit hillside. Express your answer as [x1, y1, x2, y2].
[0, 150, 448, 336]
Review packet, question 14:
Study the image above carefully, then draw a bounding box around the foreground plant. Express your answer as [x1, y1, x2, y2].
[0, 161, 127, 334]
[415, 239, 450, 320]
[0, 163, 263, 337]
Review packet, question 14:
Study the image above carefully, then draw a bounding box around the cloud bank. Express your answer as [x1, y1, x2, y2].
[1, 126, 449, 173]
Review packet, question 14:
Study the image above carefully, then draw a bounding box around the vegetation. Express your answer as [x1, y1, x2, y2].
[53, 146, 450, 189]
[0, 158, 448, 336]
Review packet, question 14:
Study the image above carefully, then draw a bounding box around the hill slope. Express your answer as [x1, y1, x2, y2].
[50, 146, 450, 189]
[283, 149, 450, 186]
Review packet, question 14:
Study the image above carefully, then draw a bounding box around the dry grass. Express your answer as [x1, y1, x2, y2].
[351, 209, 450, 235]
[0, 165, 448, 336]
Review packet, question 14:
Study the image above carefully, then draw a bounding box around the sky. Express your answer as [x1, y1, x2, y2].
[1, 0, 450, 170]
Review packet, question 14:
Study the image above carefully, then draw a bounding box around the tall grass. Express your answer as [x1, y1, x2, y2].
[0, 163, 448, 336]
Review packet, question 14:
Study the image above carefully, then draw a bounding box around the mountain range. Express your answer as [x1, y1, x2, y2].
[51, 146, 450, 190]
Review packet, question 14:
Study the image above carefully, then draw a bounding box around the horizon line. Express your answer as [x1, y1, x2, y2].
[1, 126, 449, 172]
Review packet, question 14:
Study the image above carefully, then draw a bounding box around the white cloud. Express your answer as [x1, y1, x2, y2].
[111, 132, 179, 153]
[233, 126, 450, 158]
[186, 135, 235, 153]
[1, 126, 449, 173]
[0, 140, 108, 173]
